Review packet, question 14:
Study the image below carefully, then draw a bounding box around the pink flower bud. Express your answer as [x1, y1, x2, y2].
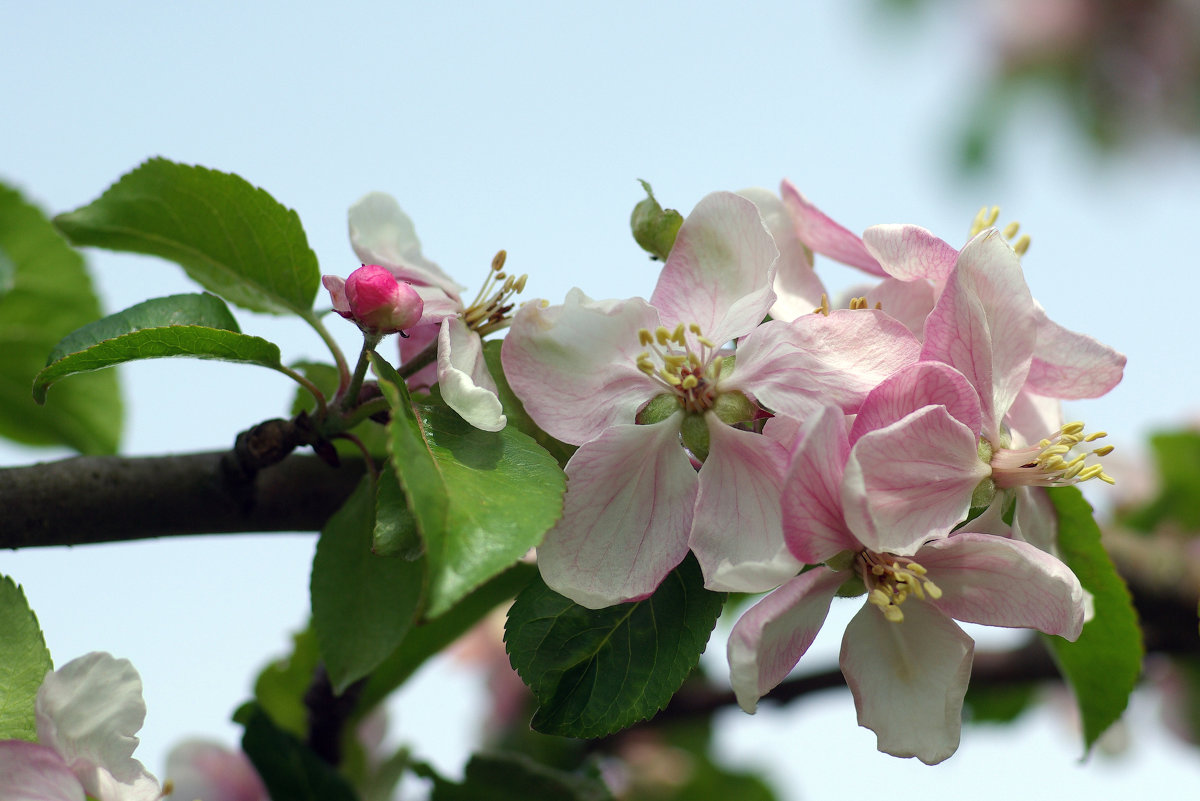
[322, 265, 424, 335]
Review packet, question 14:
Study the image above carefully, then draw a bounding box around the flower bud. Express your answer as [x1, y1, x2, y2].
[322, 264, 424, 335]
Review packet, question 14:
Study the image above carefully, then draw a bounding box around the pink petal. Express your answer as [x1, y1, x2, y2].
[165, 740, 268, 801]
[853, 276, 936, 339]
[738, 187, 826, 322]
[861, 224, 958, 283]
[398, 321, 441, 391]
[1011, 485, 1058, 554]
[500, 289, 661, 445]
[321, 275, 350, 315]
[849, 361, 982, 446]
[1004, 389, 1063, 447]
[840, 601, 973, 765]
[779, 179, 886, 277]
[781, 406, 859, 564]
[842, 405, 991, 556]
[347, 192, 465, 301]
[411, 284, 463, 327]
[921, 230, 1035, 442]
[437, 317, 506, 432]
[726, 567, 845, 713]
[650, 192, 778, 345]
[691, 419, 800, 592]
[0, 740, 85, 801]
[728, 311, 921, 420]
[917, 532, 1086, 639]
[1026, 302, 1126, 399]
[536, 419, 696, 608]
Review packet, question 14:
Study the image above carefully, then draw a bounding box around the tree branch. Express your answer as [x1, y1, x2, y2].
[0, 451, 363, 548]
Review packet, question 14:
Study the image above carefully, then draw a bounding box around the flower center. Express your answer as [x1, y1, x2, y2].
[858, 551, 943, 624]
[636, 323, 723, 414]
[812, 294, 881, 316]
[463, 250, 527, 336]
[970, 205, 1031, 255]
[989, 421, 1115, 489]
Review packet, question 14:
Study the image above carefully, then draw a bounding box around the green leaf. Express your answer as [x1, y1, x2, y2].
[505, 554, 725, 738]
[1122, 430, 1200, 532]
[0, 575, 53, 741]
[483, 340, 576, 468]
[425, 751, 613, 801]
[311, 475, 425, 694]
[356, 562, 536, 713]
[253, 626, 320, 738]
[630, 180, 683, 261]
[372, 353, 565, 619]
[1043, 486, 1144, 754]
[0, 181, 121, 453]
[238, 703, 359, 801]
[33, 293, 282, 404]
[0, 245, 15, 299]
[54, 158, 319, 314]
[374, 465, 422, 559]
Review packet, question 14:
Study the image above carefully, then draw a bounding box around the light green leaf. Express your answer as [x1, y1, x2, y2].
[0, 181, 121, 453]
[54, 158, 319, 314]
[372, 353, 565, 619]
[33, 293, 282, 403]
[1043, 486, 1144, 754]
[311, 475, 426, 694]
[505, 555, 725, 739]
[355, 562, 536, 714]
[0, 575, 53, 741]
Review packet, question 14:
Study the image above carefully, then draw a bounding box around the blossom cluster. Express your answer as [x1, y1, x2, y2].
[495, 181, 1126, 764]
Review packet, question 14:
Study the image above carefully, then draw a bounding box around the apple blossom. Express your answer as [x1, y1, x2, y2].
[727, 405, 1088, 765]
[164, 740, 268, 801]
[348, 192, 525, 432]
[322, 264, 423, 336]
[0, 652, 161, 801]
[502, 191, 922, 608]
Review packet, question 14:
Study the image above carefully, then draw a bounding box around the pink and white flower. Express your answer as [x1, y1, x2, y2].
[348, 192, 524, 432]
[0, 652, 162, 801]
[164, 740, 268, 801]
[503, 191, 921, 608]
[727, 405, 1088, 764]
[322, 264, 423, 336]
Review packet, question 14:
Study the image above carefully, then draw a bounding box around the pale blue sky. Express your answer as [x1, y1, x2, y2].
[2, 2, 1198, 797]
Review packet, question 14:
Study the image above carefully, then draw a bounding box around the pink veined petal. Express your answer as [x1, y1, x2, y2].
[348, 192, 465, 301]
[650, 192, 778, 345]
[36, 653, 148, 788]
[728, 311, 922, 420]
[842, 405, 992, 556]
[535, 418, 696, 609]
[727, 567, 845, 713]
[849, 276, 936, 340]
[0, 740, 85, 801]
[1026, 301, 1126, 399]
[411, 284, 463, 327]
[779, 179, 887, 277]
[691, 418, 800, 593]
[437, 317, 506, 432]
[737, 187, 826, 322]
[500, 289, 661, 445]
[921, 230, 1036, 442]
[165, 740, 268, 801]
[917, 532, 1086, 639]
[1011, 485, 1058, 554]
[1004, 389, 1063, 448]
[849, 361, 982, 447]
[840, 600, 974, 765]
[321, 275, 350, 315]
[861, 224, 958, 283]
[781, 406, 859, 565]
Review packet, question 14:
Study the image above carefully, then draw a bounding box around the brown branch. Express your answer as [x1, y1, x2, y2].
[0, 450, 364, 548]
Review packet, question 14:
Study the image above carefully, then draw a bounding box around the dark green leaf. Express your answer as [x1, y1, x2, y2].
[0, 575, 53, 741]
[33, 293, 282, 403]
[483, 340, 576, 468]
[425, 752, 612, 801]
[0, 182, 120, 453]
[630, 180, 683, 261]
[372, 353, 565, 619]
[1043, 486, 1143, 754]
[239, 703, 359, 801]
[1122, 430, 1200, 532]
[54, 158, 319, 314]
[253, 627, 320, 738]
[505, 554, 725, 739]
[311, 475, 425, 694]
[962, 682, 1036, 724]
[374, 465, 422, 559]
[356, 562, 537, 714]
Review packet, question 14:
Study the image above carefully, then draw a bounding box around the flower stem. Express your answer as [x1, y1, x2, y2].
[273, 364, 329, 418]
[341, 333, 384, 412]
[301, 310, 352, 395]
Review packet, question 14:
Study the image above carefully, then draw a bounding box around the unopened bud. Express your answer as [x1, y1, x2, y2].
[323, 264, 424, 335]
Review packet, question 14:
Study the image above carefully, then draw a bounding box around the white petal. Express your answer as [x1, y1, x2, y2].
[737, 187, 826, 322]
[348, 192, 464, 300]
[437, 317, 506, 432]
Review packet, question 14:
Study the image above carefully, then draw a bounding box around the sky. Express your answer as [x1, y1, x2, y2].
[2, 1, 1199, 798]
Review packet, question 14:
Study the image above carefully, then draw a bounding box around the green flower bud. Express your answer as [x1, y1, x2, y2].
[630, 180, 683, 261]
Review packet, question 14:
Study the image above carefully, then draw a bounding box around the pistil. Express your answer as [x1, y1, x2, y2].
[636, 323, 723, 413]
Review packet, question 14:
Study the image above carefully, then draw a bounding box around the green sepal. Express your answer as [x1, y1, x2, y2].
[630, 180, 683, 261]
[635, 393, 681, 425]
[680, 412, 709, 462]
[712, 390, 754, 425]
